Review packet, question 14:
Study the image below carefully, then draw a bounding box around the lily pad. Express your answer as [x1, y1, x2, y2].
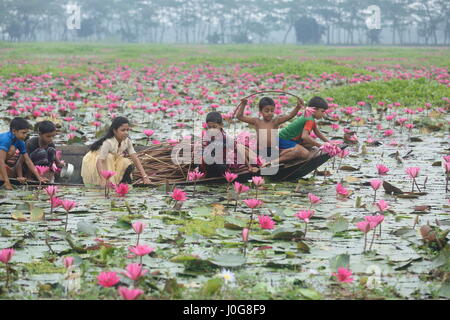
[77, 221, 97, 236]
[298, 288, 322, 300]
[209, 254, 246, 267]
[329, 254, 350, 272]
[270, 228, 304, 240]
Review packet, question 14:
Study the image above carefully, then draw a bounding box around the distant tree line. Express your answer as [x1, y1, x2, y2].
[0, 0, 449, 45]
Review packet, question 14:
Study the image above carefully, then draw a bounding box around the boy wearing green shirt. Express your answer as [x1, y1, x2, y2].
[277, 96, 330, 163]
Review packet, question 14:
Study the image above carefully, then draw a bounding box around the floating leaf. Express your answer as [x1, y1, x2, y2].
[224, 216, 246, 230]
[191, 206, 211, 215]
[202, 278, 223, 296]
[327, 216, 349, 235]
[392, 227, 416, 238]
[339, 166, 359, 172]
[296, 241, 310, 253]
[77, 221, 97, 236]
[343, 176, 360, 183]
[209, 254, 246, 267]
[211, 203, 226, 216]
[383, 181, 403, 195]
[30, 208, 44, 222]
[329, 254, 350, 272]
[298, 288, 322, 300]
[271, 228, 304, 240]
[0, 227, 11, 237]
[438, 282, 450, 299]
[11, 211, 28, 222]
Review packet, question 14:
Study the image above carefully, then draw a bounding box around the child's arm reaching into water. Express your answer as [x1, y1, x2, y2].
[275, 98, 304, 125]
[312, 126, 329, 143]
[236, 99, 257, 125]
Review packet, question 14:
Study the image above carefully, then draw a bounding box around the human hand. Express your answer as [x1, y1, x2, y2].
[297, 98, 304, 107]
[17, 176, 27, 184]
[240, 99, 248, 106]
[143, 176, 151, 184]
[38, 176, 49, 184]
[4, 183, 13, 190]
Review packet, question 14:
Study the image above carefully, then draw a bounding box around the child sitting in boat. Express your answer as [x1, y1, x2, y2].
[0, 117, 47, 190]
[17, 120, 65, 182]
[200, 112, 259, 178]
[236, 96, 303, 162]
[276, 96, 330, 163]
[81, 116, 151, 186]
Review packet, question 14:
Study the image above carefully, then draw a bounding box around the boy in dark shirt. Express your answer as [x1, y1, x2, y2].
[200, 112, 259, 177]
[0, 117, 47, 190]
[18, 120, 65, 182]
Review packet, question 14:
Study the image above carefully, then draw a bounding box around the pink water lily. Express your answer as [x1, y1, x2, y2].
[187, 168, 205, 181]
[376, 164, 389, 175]
[35, 165, 50, 176]
[45, 185, 58, 198]
[304, 107, 315, 117]
[61, 200, 76, 212]
[308, 193, 321, 205]
[375, 199, 389, 213]
[332, 267, 354, 283]
[234, 182, 250, 194]
[51, 197, 62, 208]
[101, 170, 116, 180]
[123, 263, 148, 281]
[143, 129, 154, 137]
[171, 188, 187, 202]
[97, 271, 120, 288]
[356, 221, 373, 233]
[336, 183, 350, 197]
[406, 167, 420, 179]
[118, 287, 144, 300]
[224, 171, 238, 183]
[364, 215, 384, 228]
[242, 228, 249, 242]
[63, 257, 74, 269]
[370, 179, 382, 191]
[0, 248, 14, 264]
[115, 183, 129, 197]
[445, 162, 450, 173]
[258, 215, 275, 229]
[132, 221, 146, 235]
[295, 210, 315, 223]
[243, 198, 263, 209]
[129, 245, 154, 257]
[370, 179, 383, 202]
[252, 176, 265, 186]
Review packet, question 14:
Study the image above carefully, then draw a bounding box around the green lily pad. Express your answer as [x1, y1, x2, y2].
[329, 254, 350, 272]
[270, 228, 304, 240]
[77, 221, 97, 236]
[298, 288, 322, 300]
[209, 253, 246, 267]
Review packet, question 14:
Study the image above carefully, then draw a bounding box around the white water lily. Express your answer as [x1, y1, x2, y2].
[218, 269, 235, 284]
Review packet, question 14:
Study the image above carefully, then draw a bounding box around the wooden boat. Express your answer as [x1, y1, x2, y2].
[4, 144, 346, 187]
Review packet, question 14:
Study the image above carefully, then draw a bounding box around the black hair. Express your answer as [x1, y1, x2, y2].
[37, 120, 56, 134]
[10, 117, 31, 131]
[308, 96, 328, 110]
[206, 112, 223, 124]
[89, 116, 130, 151]
[258, 97, 275, 111]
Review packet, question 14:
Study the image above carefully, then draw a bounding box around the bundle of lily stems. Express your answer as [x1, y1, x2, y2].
[130, 142, 252, 185]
